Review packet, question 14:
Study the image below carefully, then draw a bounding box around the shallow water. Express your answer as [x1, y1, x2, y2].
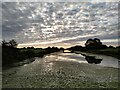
[45, 51, 119, 68]
[72, 51, 119, 68]
[2, 52, 119, 88]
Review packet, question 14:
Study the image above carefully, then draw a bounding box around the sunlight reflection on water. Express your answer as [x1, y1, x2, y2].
[22, 51, 119, 71]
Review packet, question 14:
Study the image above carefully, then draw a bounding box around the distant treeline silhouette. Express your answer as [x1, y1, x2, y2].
[68, 38, 108, 51]
[68, 38, 120, 59]
[2, 39, 64, 66]
[2, 38, 120, 66]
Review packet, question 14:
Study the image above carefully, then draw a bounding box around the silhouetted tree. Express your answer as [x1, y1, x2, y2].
[23, 49, 35, 58]
[94, 38, 102, 45]
[108, 46, 115, 48]
[85, 38, 107, 50]
[68, 45, 83, 51]
[60, 47, 64, 51]
[9, 39, 18, 48]
[2, 39, 18, 48]
[2, 40, 63, 66]
[2, 40, 8, 47]
[85, 38, 102, 47]
[85, 39, 94, 46]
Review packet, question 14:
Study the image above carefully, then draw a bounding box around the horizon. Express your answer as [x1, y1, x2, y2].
[17, 38, 118, 48]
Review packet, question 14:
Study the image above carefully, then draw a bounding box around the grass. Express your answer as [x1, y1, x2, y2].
[83, 48, 120, 59]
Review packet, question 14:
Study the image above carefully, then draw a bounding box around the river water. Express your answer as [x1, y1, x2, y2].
[69, 51, 119, 68]
[2, 51, 119, 88]
[44, 51, 119, 68]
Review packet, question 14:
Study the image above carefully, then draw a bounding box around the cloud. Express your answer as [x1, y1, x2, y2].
[2, 0, 119, 2]
[2, 2, 119, 47]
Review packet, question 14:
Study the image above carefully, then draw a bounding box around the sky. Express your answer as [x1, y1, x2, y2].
[1, 1, 119, 48]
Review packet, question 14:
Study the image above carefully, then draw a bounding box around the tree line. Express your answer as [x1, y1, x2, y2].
[1, 38, 120, 66]
[2, 39, 64, 66]
[68, 38, 120, 59]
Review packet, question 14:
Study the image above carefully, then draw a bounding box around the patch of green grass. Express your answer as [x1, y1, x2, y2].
[84, 48, 120, 59]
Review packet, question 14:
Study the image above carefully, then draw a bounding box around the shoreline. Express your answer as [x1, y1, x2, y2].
[2, 58, 118, 88]
[71, 50, 120, 60]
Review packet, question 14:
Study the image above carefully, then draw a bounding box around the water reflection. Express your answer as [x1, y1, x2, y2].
[75, 52, 118, 68]
[20, 51, 118, 70]
[77, 53, 102, 64]
[85, 56, 102, 64]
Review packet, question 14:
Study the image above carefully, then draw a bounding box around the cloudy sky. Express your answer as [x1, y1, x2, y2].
[2, 1, 119, 48]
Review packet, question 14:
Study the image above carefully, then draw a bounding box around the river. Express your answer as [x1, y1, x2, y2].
[2, 51, 119, 88]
